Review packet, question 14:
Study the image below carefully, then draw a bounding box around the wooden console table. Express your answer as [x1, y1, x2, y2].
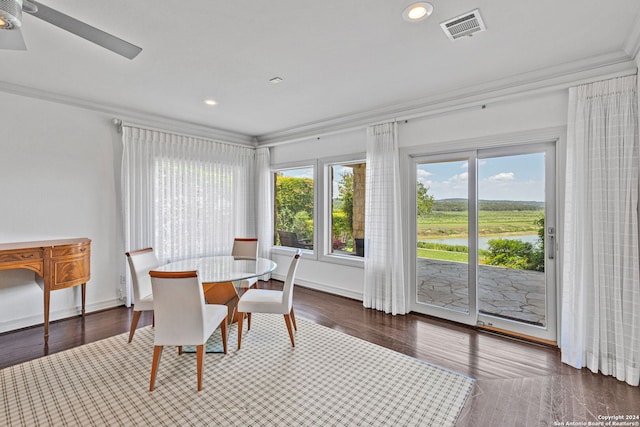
[0, 238, 91, 344]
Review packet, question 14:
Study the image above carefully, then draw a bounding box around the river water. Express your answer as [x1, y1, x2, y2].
[420, 234, 539, 250]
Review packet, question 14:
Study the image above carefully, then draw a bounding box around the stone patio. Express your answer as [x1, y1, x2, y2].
[416, 258, 546, 326]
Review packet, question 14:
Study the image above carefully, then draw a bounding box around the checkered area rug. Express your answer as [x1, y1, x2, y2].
[1, 315, 474, 426]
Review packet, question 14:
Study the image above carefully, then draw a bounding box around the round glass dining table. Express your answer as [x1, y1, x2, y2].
[152, 256, 277, 324]
[154, 256, 276, 283]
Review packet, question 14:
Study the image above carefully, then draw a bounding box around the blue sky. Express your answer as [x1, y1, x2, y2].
[279, 167, 314, 179]
[279, 154, 546, 202]
[417, 153, 545, 202]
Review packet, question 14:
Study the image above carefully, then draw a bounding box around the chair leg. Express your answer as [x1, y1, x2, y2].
[128, 310, 142, 343]
[247, 312, 252, 330]
[284, 314, 295, 347]
[178, 346, 182, 355]
[290, 307, 298, 331]
[149, 345, 163, 391]
[196, 344, 205, 391]
[220, 318, 228, 354]
[237, 311, 244, 350]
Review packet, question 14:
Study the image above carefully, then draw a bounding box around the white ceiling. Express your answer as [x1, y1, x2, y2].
[1, 0, 639, 144]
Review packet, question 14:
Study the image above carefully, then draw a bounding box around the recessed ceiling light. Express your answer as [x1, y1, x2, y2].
[269, 77, 283, 84]
[402, 2, 433, 22]
[203, 99, 217, 106]
[0, 3, 20, 29]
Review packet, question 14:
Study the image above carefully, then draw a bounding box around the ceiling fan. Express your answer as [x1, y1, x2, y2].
[0, 0, 142, 59]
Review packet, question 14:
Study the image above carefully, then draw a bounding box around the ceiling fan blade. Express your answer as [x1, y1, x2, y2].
[0, 27, 27, 50]
[25, 1, 142, 59]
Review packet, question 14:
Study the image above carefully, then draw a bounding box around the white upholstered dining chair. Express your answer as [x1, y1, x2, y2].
[148, 270, 228, 392]
[125, 247, 159, 343]
[236, 249, 302, 350]
[231, 237, 259, 289]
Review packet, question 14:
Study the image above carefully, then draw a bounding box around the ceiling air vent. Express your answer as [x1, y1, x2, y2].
[440, 9, 486, 41]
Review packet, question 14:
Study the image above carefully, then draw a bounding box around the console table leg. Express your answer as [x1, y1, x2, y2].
[81, 282, 86, 317]
[44, 288, 50, 344]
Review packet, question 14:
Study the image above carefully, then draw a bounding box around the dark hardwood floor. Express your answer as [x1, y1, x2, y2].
[1, 281, 638, 426]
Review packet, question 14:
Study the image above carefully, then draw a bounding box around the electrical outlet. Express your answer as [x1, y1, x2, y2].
[120, 275, 126, 285]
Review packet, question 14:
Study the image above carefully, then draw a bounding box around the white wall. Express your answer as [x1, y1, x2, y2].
[0, 92, 125, 333]
[399, 91, 568, 148]
[270, 128, 367, 164]
[269, 89, 569, 301]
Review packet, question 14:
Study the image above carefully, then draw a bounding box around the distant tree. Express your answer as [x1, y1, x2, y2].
[433, 199, 543, 212]
[292, 211, 313, 240]
[331, 210, 350, 248]
[433, 199, 467, 212]
[417, 182, 435, 217]
[478, 200, 544, 211]
[329, 171, 355, 250]
[275, 175, 314, 241]
[338, 171, 354, 231]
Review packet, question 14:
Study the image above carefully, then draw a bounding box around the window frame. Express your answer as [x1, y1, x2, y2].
[271, 160, 318, 259]
[318, 153, 366, 268]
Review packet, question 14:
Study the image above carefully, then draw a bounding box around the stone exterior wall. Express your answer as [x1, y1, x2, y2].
[352, 164, 366, 239]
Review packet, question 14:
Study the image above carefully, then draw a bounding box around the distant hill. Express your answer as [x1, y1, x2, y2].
[433, 199, 544, 211]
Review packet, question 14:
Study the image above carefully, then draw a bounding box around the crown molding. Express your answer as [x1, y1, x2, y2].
[257, 51, 637, 146]
[0, 81, 254, 145]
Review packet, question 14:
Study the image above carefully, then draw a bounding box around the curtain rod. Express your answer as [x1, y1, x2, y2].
[112, 119, 258, 149]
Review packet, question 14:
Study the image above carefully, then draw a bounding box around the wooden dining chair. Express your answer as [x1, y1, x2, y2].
[125, 248, 159, 343]
[232, 237, 259, 289]
[236, 249, 302, 350]
[148, 270, 228, 392]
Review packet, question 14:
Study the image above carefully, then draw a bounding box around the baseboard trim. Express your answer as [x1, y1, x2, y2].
[0, 298, 123, 334]
[271, 273, 363, 301]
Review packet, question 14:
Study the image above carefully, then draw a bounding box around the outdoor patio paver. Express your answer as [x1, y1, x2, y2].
[416, 258, 546, 326]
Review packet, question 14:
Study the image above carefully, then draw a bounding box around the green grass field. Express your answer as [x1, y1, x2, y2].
[416, 209, 544, 263]
[417, 209, 543, 239]
[417, 248, 469, 262]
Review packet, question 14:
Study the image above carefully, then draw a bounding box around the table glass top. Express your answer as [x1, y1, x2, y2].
[153, 256, 277, 283]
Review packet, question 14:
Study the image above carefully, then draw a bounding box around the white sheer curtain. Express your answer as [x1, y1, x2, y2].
[561, 75, 640, 386]
[256, 147, 273, 279]
[363, 122, 406, 315]
[121, 125, 256, 305]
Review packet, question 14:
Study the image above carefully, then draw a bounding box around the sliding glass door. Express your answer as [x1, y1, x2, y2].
[410, 143, 556, 341]
[413, 152, 477, 325]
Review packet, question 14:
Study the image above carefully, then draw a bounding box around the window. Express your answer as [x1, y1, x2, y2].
[328, 161, 366, 257]
[121, 125, 255, 266]
[274, 166, 315, 250]
[271, 157, 366, 263]
[153, 156, 240, 259]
